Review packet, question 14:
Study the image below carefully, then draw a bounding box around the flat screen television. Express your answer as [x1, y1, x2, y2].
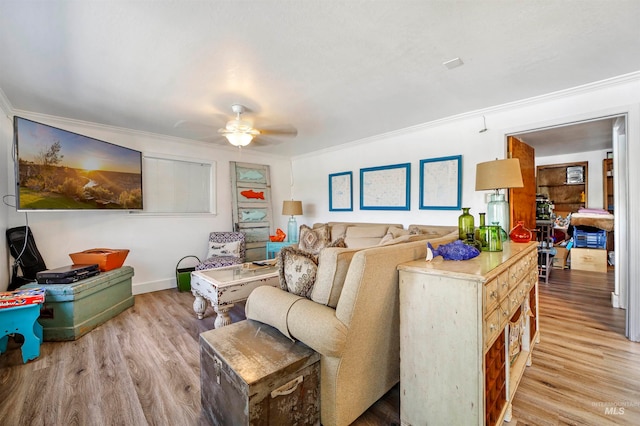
[13, 116, 143, 211]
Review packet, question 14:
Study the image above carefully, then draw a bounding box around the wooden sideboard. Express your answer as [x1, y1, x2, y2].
[398, 242, 539, 426]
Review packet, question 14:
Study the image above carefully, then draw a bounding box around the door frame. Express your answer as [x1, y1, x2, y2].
[503, 112, 631, 339]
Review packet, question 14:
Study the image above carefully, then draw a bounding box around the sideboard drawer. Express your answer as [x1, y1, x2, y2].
[496, 271, 510, 301]
[484, 309, 501, 350]
[484, 278, 499, 316]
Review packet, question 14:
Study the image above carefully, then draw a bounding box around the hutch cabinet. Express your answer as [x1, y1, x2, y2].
[536, 161, 588, 217]
[398, 242, 539, 425]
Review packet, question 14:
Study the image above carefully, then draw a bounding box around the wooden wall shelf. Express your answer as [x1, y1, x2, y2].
[537, 161, 588, 217]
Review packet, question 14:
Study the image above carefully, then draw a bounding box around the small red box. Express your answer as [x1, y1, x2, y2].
[69, 248, 129, 272]
[0, 288, 46, 309]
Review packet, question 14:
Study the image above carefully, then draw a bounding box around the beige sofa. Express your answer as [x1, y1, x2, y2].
[245, 222, 458, 426]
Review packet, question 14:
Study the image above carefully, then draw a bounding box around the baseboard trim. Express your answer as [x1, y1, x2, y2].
[133, 278, 176, 295]
[611, 291, 620, 308]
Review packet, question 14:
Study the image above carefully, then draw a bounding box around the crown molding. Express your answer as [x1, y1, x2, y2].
[293, 71, 640, 160]
[0, 87, 13, 118]
[10, 108, 287, 159]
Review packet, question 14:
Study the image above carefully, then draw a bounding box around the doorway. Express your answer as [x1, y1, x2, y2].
[507, 114, 628, 336]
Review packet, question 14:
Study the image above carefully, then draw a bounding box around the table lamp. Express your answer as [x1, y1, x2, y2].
[475, 158, 524, 235]
[282, 200, 303, 243]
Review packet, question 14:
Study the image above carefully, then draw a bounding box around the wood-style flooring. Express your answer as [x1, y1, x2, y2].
[1, 268, 639, 425]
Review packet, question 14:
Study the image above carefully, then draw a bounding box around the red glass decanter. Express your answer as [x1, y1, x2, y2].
[509, 221, 532, 243]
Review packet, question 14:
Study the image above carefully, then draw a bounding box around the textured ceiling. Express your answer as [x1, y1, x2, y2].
[1, 1, 639, 156]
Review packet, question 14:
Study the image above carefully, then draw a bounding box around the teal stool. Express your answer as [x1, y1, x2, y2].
[0, 304, 44, 363]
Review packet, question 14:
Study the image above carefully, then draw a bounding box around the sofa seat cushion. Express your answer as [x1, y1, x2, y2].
[278, 247, 318, 298]
[245, 286, 304, 340]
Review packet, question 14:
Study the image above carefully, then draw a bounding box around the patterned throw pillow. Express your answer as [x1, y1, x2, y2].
[207, 240, 241, 259]
[278, 247, 318, 298]
[298, 224, 331, 255]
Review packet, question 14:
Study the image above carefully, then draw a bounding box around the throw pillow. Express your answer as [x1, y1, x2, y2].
[379, 232, 395, 245]
[207, 240, 240, 259]
[389, 226, 410, 238]
[298, 224, 331, 255]
[278, 247, 318, 298]
[408, 225, 423, 235]
[328, 237, 347, 248]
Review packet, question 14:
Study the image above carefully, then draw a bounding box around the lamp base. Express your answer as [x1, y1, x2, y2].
[287, 217, 299, 243]
[487, 192, 509, 237]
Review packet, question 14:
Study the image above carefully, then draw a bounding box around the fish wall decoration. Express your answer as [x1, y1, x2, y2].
[240, 189, 265, 200]
[241, 210, 267, 221]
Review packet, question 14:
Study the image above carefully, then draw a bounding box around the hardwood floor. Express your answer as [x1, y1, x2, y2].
[1, 268, 639, 425]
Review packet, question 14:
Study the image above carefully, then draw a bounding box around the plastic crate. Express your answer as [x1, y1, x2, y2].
[573, 227, 606, 249]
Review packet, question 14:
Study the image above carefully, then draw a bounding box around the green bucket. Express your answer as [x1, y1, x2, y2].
[175, 255, 200, 292]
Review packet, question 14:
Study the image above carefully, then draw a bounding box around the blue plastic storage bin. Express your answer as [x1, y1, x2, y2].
[573, 227, 607, 249]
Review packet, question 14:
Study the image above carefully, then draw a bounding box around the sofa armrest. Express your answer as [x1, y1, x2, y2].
[246, 286, 348, 357]
[245, 286, 304, 340]
[287, 298, 348, 358]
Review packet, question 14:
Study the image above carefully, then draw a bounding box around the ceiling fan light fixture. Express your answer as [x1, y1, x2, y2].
[224, 132, 254, 147]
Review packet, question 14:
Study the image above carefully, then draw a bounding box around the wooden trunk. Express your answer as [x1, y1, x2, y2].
[20, 266, 134, 341]
[200, 320, 320, 426]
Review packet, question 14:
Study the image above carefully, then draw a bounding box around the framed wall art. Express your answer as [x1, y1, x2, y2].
[419, 155, 462, 210]
[329, 171, 353, 211]
[360, 163, 410, 210]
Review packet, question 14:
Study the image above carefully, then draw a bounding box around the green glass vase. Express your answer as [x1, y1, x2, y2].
[458, 207, 474, 240]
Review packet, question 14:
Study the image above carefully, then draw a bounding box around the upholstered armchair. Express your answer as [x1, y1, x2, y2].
[196, 232, 246, 270]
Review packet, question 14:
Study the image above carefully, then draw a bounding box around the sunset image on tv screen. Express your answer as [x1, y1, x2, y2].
[14, 117, 143, 210]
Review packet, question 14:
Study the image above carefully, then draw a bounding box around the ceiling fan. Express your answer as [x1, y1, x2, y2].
[219, 104, 261, 147]
[174, 103, 297, 148]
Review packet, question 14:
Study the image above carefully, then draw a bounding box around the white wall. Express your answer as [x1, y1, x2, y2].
[536, 149, 610, 211]
[292, 76, 638, 230]
[1, 111, 292, 293]
[0, 96, 11, 289]
[291, 74, 640, 340]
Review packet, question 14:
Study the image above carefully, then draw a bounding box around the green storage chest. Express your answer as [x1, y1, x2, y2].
[20, 266, 134, 341]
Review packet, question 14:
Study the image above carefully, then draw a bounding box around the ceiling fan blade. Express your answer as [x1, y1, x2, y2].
[258, 125, 298, 137]
[251, 135, 289, 146]
[197, 135, 228, 145]
[173, 120, 218, 138]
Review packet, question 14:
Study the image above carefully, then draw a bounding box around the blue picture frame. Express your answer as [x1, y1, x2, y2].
[360, 163, 411, 210]
[419, 155, 462, 210]
[329, 171, 353, 211]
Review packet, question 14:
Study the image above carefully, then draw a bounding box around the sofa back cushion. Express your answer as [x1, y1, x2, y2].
[311, 247, 361, 308]
[344, 224, 393, 248]
[335, 232, 458, 326]
[408, 224, 458, 239]
[313, 222, 404, 244]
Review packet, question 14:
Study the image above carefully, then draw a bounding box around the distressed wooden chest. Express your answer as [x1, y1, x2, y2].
[200, 319, 320, 425]
[20, 266, 134, 341]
